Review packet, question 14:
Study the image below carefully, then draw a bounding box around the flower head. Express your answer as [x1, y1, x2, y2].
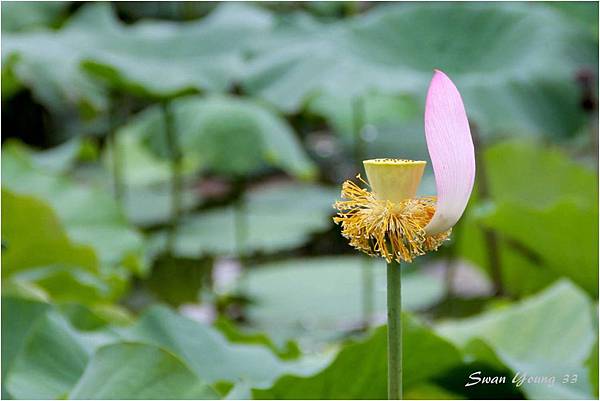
[334, 70, 475, 263]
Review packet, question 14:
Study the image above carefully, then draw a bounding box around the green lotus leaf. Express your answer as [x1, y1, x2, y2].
[437, 280, 597, 400]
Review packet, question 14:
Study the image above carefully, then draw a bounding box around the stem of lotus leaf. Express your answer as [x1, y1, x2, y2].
[234, 178, 249, 292]
[352, 96, 375, 328]
[352, 97, 367, 165]
[387, 260, 402, 400]
[162, 101, 183, 253]
[108, 127, 124, 205]
[471, 124, 504, 297]
[108, 94, 130, 208]
[235, 197, 247, 266]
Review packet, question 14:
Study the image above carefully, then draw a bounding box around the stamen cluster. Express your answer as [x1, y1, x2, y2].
[333, 177, 451, 263]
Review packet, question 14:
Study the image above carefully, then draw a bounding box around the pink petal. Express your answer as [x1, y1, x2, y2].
[424, 70, 475, 234]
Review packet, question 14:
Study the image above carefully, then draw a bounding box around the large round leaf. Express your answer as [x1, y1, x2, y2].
[244, 3, 596, 138]
[306, 92, 428, 161]
[2, 2, 274, 136]
[457, 140, 598, 297]
[80, 2, 274, 98]
[1, 189, 125, 304]
[69, 343, 218, 400]
[2, 1, 272, 99]
[116, 95, 316, 179]
[2, 297, 328, 397]
[2, 8, 109, 138]
[6, 311, 95, 399]
[1, 1, 69, 33]
[480, 199, 598, 297]
[152, 182, 336, 257]
[252, 316, 462, 399]
[2, 141, 146, 276]
[1, 190, 97, 277]
[437, 280, 597, 399]
[482, 140, 597, 209]
[1, 297, 51, 398]
[245, 256, 445, 342]
[117, 306, 328, 388]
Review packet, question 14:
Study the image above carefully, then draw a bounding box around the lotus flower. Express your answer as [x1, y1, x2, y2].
[334, 70, 475, 263]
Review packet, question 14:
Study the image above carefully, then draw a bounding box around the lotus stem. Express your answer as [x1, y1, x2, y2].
[108, 93, 127, 206]
[108, 127, 124, 205]
[161, 100, 183, 252]
[352, 97, 367, 165]
[234, 185, 247, 267]
[387, 260, 402, 400]
[233, 178, 249, 292]
[471, 125, 504, 296]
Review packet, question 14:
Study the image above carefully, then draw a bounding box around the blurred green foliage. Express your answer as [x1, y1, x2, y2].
[1, 1, 70, 33]
[244, 257, 446, 342]
[149, 183, 337, 258]
[115, 95, 316, 178]
[459, 141, 599, 297]
[1, 1, 598, 400]
[438, 281, 596, 399]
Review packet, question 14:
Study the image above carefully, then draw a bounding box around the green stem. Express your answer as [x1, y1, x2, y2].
[108, 127, 124, 205]
[234, 178, 248, 292]
[107, 92, 129, 206]
[162, 101, 183, 253]
[235, 194, 247, 267]
[387, 260, 402, 400]
[471, 124, 504, 296]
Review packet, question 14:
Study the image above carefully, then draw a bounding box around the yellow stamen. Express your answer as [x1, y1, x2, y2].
[333, 178, 450, 263]
[363, 159, 426, 203]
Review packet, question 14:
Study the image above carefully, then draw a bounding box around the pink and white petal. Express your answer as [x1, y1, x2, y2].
[423, 70, 475, 234]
